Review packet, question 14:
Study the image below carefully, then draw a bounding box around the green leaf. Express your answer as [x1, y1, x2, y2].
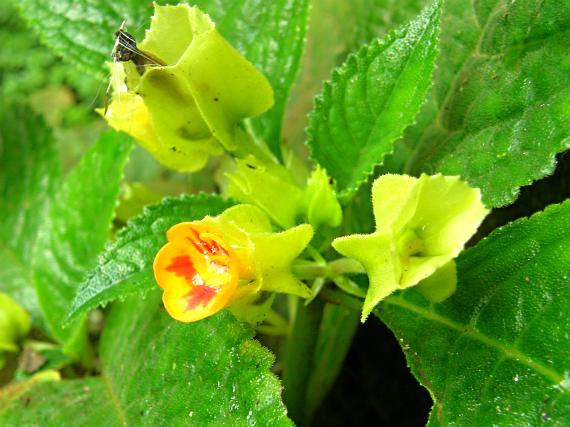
[16, 0, 309, 158]
[14, 0, 138, 77]
[0, 292, 293, 426]
[32, 132, 132, 358]
[307, 0, 442, 200]
[66, 194, 234, 323]
[0, 2, 96, 104]
[346, 0, 428, 52]
[406, 0, 570, 207]
[376, 200, 570, 425]
[284, 0, 426, 149]
[0, 106, 60, 324]
[0, 377, 118, 425]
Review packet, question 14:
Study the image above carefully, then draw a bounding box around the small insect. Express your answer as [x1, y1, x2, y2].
[112, 21, 139, 63]
[112, 20, 165, 70]
[104, 20, 165, 114]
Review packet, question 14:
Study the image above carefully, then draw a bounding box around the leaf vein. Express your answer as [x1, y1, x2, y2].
[384, 295, 563, 384]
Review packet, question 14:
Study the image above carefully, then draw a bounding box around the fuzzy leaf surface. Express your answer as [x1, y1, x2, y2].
[307, 0, 441, 200]
[32, 132, 132, 355]
[346, 0, 428, 53]
[0, 292, 292, 426]
[406, 0, 570, 207]
[285, 0, 427, 149]
[0, 106, 60, 324]
[377, 200, 570, 425]
[66, 194, 234, 323]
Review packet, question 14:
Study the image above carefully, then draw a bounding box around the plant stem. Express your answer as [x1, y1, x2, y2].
[320, 288, 364, 312]
[304, 303, 360, 424]
[291, 257, 366, 280]
[328, 257, 366, 276]
[282, 298, 325, 425]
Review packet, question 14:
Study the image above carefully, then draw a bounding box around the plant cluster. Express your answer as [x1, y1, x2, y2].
[0, 0, 568, 426]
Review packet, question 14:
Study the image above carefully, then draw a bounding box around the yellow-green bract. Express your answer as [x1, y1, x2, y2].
[205, 204, 314, 298]
[221, 158, 342, 230]
[0, 293, 30, 368]
[333, 174, 489, 322]
[102, 3, 274, 172]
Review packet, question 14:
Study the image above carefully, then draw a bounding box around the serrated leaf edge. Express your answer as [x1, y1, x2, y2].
[65, 193, 233, 324]
[306, 0, 442, 202]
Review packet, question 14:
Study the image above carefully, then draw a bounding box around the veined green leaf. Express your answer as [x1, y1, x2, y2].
[406, 0, 570, 207]
[0, 106, 60, 325]
[32, 132, 132, 358]
[285, 0, 427, 149]
[307, 0, 442, 200]
[14, 0, 139, 77]
[0, 377, 119, 426]
[377, 200, 570, 425]
[66, 194, 234, 323]
[346, 0, 428, 53]
[0, 292, 293, 426]
[15, 0, 309, 158]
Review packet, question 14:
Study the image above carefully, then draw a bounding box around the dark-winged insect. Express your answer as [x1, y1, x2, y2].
[112, 20, 165, 69]
[104, 20, 166, 114]
[112, 21, 139, 63]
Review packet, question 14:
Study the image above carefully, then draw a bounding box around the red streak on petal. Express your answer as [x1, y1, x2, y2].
[187, 229, 208, 254]
[184, 285, 218, 310]
[186, 228, 229, 257]
[206, 239, 228, 256]
[166, 256, 196, 282]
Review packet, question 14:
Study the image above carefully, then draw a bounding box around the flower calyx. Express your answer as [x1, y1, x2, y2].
[332, 174, 489, 321]
[102, 3, 274, 172]
[153, 204, 313, 322]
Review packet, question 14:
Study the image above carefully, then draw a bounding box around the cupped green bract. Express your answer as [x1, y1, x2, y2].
[0, 293, 30, 368]
[205, 204, 314, 298]
[333, 174, 489, 321]
[303, 166, 342, 229]
[103, 3, 274, 172]
[222, 158, 342, 230]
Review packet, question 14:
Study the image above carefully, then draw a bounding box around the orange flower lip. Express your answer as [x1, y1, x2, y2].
[165, 255, 198, 282]
[153, 222, 239, 322]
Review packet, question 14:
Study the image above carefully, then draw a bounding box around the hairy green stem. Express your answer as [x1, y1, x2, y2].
[292, 257, 366, 280]
[320, 288, 364, 312]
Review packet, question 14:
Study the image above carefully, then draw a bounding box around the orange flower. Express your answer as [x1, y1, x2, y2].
[153, 222, 241, 322]
[153, 204, 314, 323]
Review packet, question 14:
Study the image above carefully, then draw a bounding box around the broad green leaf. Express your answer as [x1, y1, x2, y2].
[13, 0, 156, 77]
[347, 0, 428, 53]
[0, 2, 96, 104]
[0, 292, 292, 426]
[285, 0, 426, 148]
[376, 200, 570, 425]
[0, 106, 59, 324]
[0, 377, 120, 426]
[66, 194, 234, 323]
[307, 0, 442, 200]
[16, 0, 309, 158]
[32, 132, 132, 358]
[406, 0, 570, 207]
